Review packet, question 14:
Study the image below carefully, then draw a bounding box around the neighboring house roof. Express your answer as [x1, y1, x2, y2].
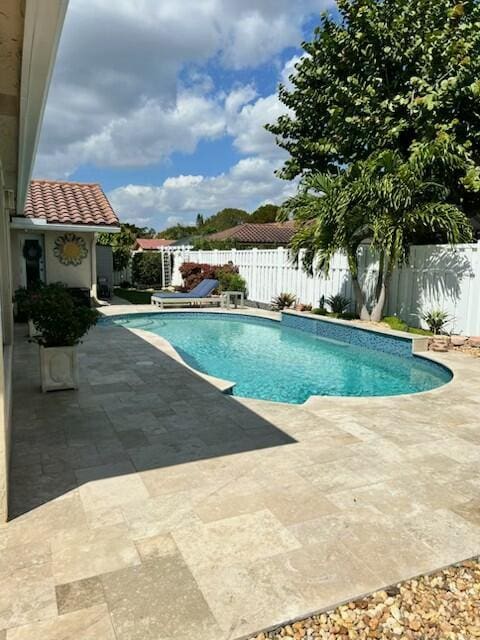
[207, 221, 295, 245]
[134, 238, 174, 250]
[24, 179, 119, 227]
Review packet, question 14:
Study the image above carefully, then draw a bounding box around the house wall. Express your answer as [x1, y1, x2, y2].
[44, 231, 94, 290]
[0, 0, 23, 522]
[11, 230, 95, 293]
[0, 160, 13, 523]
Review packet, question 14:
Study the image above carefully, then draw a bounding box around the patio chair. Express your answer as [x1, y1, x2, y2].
[151, 279, 221, 309]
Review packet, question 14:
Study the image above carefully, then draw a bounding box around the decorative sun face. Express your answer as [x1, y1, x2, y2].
[53, 233, 88, 266]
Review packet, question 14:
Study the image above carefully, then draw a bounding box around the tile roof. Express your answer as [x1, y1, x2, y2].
[24, 179, 119, 227]
[134, 238, 174, 249]
[207, 221, 295, 244]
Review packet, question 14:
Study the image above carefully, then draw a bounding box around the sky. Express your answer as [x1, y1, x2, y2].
[34, 0, 337, 231]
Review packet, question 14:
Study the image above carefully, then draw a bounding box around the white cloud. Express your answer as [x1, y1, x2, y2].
[281, 54, 303, 89]
[35, 0, 333, 177]
[108, 157, 298, 227]
[226, 91, 291, 157]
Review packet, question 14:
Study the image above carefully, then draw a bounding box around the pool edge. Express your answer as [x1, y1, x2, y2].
[101, 307, 455, 406]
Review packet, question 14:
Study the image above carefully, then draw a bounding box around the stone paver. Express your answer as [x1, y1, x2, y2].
[2, 312, 480, 639]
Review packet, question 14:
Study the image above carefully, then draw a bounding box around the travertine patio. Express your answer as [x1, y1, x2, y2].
[2, 310, 480, 639]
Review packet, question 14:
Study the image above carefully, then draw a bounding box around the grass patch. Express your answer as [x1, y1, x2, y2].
[114, 288, 153, 305]
[383, 315, 432, 336]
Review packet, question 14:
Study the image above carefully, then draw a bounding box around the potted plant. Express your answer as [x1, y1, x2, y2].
[29, 283, 99, 392]
[13, 285, 42, 336]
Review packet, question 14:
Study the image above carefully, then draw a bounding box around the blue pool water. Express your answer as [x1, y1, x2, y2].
[108, 313, 451, 404]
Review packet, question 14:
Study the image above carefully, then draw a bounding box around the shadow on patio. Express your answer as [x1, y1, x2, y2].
[9, 323, 296, 518]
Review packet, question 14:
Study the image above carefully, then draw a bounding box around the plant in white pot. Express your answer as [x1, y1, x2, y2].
[29, 283, 99, 392]
[13, 285, 42, 337]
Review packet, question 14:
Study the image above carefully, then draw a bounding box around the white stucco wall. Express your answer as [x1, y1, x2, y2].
[11, 229, 95, 292]
[44, 231, 93, 289]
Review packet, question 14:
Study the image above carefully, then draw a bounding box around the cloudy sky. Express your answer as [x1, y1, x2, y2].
[34, 0, 336, 231]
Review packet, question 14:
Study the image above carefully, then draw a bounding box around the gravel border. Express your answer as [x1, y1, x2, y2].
[248, 557, 480, 639]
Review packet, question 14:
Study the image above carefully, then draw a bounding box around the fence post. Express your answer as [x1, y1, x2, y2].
[161, 249, 165, 289]
[251, 247, 258, 301]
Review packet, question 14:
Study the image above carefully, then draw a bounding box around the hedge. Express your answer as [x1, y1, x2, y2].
[132, 252, 164, 286]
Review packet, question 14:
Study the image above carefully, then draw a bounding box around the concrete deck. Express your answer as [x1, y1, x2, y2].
[2, 314, 480, 639]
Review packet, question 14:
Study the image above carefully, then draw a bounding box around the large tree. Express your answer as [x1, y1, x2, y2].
[249, 204, 280, 223]
[269, 0, 480, 319]
[283, 139, 473, 320]
[198, 208, 249, 234]
[269, 1, 480, 188]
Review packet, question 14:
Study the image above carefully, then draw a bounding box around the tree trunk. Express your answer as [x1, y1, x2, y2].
[352, 276, 371, 320]
[370, 261, 393, 322]
[375, 251, 385, 303]
[347, 253, 370, 320]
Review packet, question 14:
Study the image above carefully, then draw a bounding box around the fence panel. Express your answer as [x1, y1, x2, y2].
[148, 243, 480, 334]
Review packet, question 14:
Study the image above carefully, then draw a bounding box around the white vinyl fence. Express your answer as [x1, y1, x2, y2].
[169, 243, 480, 335]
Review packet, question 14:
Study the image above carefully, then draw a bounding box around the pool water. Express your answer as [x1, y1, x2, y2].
[110, 313, 451, 404]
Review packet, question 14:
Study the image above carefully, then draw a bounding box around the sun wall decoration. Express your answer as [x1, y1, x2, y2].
[53, 233, 88, 266]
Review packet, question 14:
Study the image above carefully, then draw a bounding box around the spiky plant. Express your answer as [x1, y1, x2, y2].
[271, 292, 296, 311]
[422, 309, 450, 334]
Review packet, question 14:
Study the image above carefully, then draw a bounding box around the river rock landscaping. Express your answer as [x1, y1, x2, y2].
[249, 558, 480, 640]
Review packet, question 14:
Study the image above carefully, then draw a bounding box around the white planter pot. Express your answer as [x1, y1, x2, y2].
[39, 345, 79, 392]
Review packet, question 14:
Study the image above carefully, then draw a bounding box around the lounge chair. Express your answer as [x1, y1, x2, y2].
[151, 279, 221, 309]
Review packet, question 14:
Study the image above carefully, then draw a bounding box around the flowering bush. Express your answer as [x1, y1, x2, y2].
[179, 262, 247, 293]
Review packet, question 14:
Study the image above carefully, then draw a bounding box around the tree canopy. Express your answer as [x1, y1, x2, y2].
[97, 223, 138, 271]
[249, 204, 280, 223]
[270, 0, 479, 320]
[157, 205, 281, 241]
[268, 0, 480, 216]
[283, 139, 473, 320]
[196, 208, 250, 234]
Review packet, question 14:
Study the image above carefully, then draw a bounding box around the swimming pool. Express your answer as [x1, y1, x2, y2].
[108, 312, 451, 404]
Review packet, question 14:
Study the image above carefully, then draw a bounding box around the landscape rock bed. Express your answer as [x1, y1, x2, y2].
[249, 558, 480, 640]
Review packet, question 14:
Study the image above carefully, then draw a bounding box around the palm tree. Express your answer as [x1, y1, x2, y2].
[282, 171, 372, 319]
[282, 138, 474, 321]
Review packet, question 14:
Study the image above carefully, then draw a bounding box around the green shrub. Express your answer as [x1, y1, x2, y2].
[13, 286, 41, 322]
[326, 294, 350, 315]
[312, 307, 328, 315]
[340, 312, 358, 320]
[29, 283, 99, 347]
[216, 268, 247, 294]
[132, 253, 164, 286]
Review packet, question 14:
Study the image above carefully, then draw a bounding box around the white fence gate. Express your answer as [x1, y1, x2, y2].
[170, 243, 480, 335]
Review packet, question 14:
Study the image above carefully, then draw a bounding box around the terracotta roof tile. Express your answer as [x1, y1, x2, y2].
[207, 221, 295, 244]
[24, 179, 119, 227]
[134, 238, 174, 249]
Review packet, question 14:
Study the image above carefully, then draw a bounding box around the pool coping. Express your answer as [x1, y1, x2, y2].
[100, 305, 455, 406]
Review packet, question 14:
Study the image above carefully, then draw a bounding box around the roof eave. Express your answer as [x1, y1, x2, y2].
[10, 217, 120, 233]
[17, 0, 69, 214]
